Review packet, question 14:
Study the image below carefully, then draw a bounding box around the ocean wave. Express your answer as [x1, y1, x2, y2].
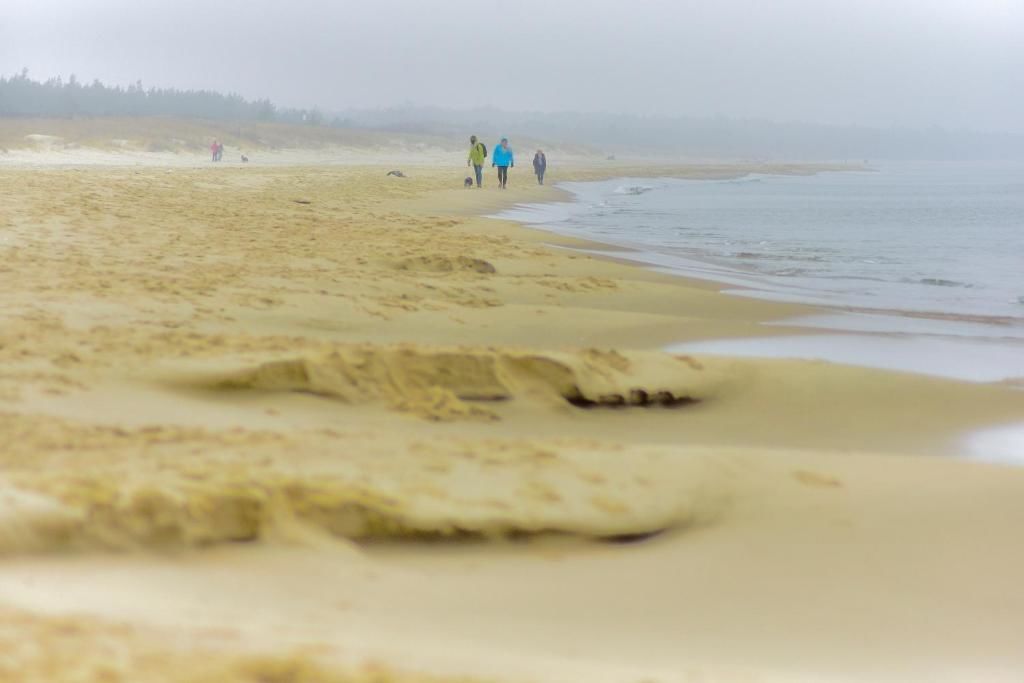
[730, 251, 825, 264]
[614, 185, 654, 196]
[916, 278, 974, 289]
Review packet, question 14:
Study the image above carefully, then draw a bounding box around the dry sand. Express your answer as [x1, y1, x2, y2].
[0, 157, 1022, 682]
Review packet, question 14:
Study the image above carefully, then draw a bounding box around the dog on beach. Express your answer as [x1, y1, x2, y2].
[464, 177, 474, 188]
[241, 154, 249, 163]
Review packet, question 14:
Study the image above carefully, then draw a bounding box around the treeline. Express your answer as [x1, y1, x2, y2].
[0, 70, 327, 125]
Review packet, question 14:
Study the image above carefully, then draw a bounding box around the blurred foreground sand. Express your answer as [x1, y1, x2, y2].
[1, 160, 1022, 682]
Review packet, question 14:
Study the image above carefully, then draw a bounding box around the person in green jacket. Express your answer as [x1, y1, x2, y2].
[466, 135, 486, 188]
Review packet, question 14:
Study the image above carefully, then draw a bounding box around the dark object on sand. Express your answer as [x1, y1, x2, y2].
[387, 170, 406, 178]
[601, 529, 667, 545]
[464, 177, 474, 188]
[293, 199, 312, 205]
[241, 154, 249, 163]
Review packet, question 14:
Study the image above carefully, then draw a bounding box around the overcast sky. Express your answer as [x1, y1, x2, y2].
[2, 0, 1022, 133]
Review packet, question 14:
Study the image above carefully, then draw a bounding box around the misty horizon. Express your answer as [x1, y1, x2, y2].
[3, 0, 1022, 135]
[5, 70, 1023, 142]
[4, 71, 1023, 162]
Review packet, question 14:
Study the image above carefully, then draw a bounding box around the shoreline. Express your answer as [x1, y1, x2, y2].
[2, 159, 1024, 681]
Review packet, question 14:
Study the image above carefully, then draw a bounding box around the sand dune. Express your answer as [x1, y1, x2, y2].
[206, 346, 711, 416]
[0, 117, 601, 168]
[1, 157, 1023, 681]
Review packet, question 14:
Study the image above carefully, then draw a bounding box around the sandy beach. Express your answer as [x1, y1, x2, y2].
[1, 154, 1023, 682]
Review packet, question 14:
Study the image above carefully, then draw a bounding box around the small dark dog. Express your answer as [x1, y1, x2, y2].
[464, 177, 474, 188]
[241, 154, 249, 163]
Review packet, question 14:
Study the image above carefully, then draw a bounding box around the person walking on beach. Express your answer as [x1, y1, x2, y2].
[533, 149, 547, 185]
[211, 139, 220, 162]
[467, 135, 487, 188]
[492, 137, 514, 189]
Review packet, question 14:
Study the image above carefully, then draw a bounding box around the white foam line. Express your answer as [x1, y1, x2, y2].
[963, 423, 1024, 467]
[667, 334, 1024, 383]
[769, 313, 1024, 341]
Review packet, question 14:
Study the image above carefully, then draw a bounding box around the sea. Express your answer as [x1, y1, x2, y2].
[495, 162, 1024, 463]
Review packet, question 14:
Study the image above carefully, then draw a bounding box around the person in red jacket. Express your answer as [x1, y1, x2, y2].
[210, 139, 220, 162]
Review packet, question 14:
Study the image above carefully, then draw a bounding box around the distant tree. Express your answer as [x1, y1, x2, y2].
[0, 73, 311, 124]
[255, 98, 276, 121]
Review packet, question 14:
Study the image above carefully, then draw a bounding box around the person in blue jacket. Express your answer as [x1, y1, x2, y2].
[492, 137, 514, 189]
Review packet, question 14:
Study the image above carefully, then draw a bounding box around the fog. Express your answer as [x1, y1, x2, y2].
[2, 0, 1022, 134]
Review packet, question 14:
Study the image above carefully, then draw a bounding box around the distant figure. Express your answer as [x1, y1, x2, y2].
[466, 135, 487, 188]
[533, 149, 547, 185]
[492, 137, 514, 189]
[464, 176, 474, 188]
[209, 140, 223, 162]
[241, 153, 249, 163]
[387, 170, 406, 178]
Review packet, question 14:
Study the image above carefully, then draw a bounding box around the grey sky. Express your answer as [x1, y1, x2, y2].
[2, 0, 1022, 133]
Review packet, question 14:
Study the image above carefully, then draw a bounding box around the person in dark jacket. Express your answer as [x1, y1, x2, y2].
[533, 149, 547, 185]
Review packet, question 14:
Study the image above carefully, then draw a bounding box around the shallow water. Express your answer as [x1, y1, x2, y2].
[498, 163, 1024, 377]
[498, 163, 1024, 326]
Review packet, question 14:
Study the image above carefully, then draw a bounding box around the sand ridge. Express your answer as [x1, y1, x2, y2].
[0, 412, 724, 553]
[205, 346, 712, 418]
[0, 605, 484, 683]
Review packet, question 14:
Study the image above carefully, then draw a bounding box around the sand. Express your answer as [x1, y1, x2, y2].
[1, 156, 1023, 682]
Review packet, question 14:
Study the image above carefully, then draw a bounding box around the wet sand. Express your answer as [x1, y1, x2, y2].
[1, 159, 1023, 681]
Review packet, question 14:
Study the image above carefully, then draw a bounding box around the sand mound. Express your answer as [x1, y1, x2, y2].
[0, 432, 719, 553]
[203, 346, 715, 420]
[0, 606, 472, 683]
[395, 255, 497, 274]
